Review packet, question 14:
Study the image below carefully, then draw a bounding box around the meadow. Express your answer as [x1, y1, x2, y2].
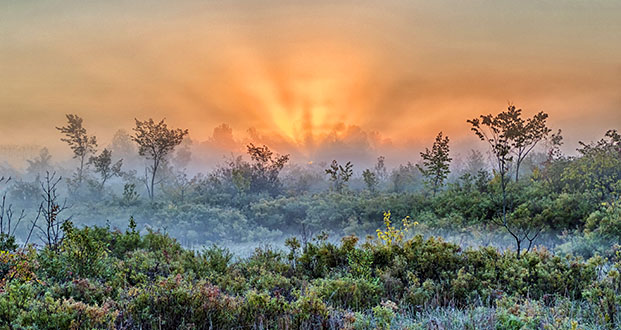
[0, 111, 619, 329]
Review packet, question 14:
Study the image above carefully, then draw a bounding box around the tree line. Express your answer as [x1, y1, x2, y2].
[1, 103, 618, 258]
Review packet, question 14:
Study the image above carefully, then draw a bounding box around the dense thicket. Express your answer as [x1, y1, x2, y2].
[1, 122, 619, 255]
[0, 224, 619, 329]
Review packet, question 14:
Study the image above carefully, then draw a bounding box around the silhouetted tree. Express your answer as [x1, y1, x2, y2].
[545, 129, 564, 161]
[0, 177, 24, 251]
[325, 160, 353, 193]
[362, 169, 378, 193]
[33, 172, 70, 251]
[132, 118, 188, 201]
[56, 114, 97, 185]
[246, 143, 290, 195]
[89, 148, 123, 190]
[390, 162, 420, 193]
[417, 132, 452, 196]
[374, 156, 388, 183]
[504, 105, 552, 181]
[468, 107, 543, 258]
[121, 183, 140, 206]
[463, 149, 487, 175]
[26, 147, 53, 176]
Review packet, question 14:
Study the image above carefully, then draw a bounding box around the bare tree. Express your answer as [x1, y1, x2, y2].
[0, 177, 25, 251]
[33, 172, 70, 251]
[132, 118, 188, 201]
[57, 114, 97, 185]
[0, 177, 42, 250]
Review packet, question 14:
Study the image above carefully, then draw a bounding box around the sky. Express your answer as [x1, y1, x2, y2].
[1, 0, 620, 167]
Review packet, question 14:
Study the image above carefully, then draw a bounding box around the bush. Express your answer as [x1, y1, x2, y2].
[0, 226, 619, 328]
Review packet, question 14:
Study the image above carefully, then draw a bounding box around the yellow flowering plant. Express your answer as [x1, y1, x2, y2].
[376, 211, 418, 245]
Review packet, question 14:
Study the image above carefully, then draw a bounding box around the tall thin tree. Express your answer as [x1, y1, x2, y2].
[132, 118, 188, 201]
[56, 114, 97, 185]
[416, 132, 452, 196]
[468, 106, 546, 258]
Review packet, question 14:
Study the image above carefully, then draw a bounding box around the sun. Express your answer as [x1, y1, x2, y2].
[238, 44, 371, 147]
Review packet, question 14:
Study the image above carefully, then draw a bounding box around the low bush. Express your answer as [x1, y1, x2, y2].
[0, 222, 619, 329]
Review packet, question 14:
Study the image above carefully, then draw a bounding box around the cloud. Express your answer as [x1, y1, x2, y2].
[191, 122, 415, 172]
[1, 0, 619, 163]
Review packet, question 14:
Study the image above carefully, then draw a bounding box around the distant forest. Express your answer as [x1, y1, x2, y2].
[0, 104, 618, 259]
[0, 105, 619, 329]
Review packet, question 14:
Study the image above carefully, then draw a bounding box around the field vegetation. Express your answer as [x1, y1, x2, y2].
[0, 106, 619, 328]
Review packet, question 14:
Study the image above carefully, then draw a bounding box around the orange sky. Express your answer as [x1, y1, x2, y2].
[1, 0, 620, 164]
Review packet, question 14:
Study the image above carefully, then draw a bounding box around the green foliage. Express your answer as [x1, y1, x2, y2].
[362, 168, 379, 193]
[89, 148, 123, 190]
[132, 117, 188, 201]
[468, 105, 556, 257]
[0, 234, 16, 252]
[375, 211, 417, 246]
[199, 244, 233, 275]
[127, 275, 240, 329]
[562, 129, 620, 201]
[110, 216, 142, 258]
[372, 300, 397, 330]
[246, 143, 290, 195]
[311, 275, 383, 310]
[417, 131, 452, 195]
[1, 124, 620, 328]
[326, 159, 354, 193]
[150, 204, 272, 244]
[0, 226, 619, 328]
[46, 127, 615, 250]
[559, 202, 621, 258]
[584, 201, 621, 242]
[59, 223, 111, 279]
[56, 113, 98, 185]
[120, 183, 140, 206]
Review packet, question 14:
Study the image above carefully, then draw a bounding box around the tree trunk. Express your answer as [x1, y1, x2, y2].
[149, 159, 158, 201]
[516, 238, 521, 259]
[527, 239, 533, 253]
[515, 160, 520, 182]
[78, 155, 85, 184]
[501, 172, 507, 228]
[500, 171, 522, 259]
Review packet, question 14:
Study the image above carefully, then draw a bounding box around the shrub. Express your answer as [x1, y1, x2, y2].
[310, 275, 383, 310]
